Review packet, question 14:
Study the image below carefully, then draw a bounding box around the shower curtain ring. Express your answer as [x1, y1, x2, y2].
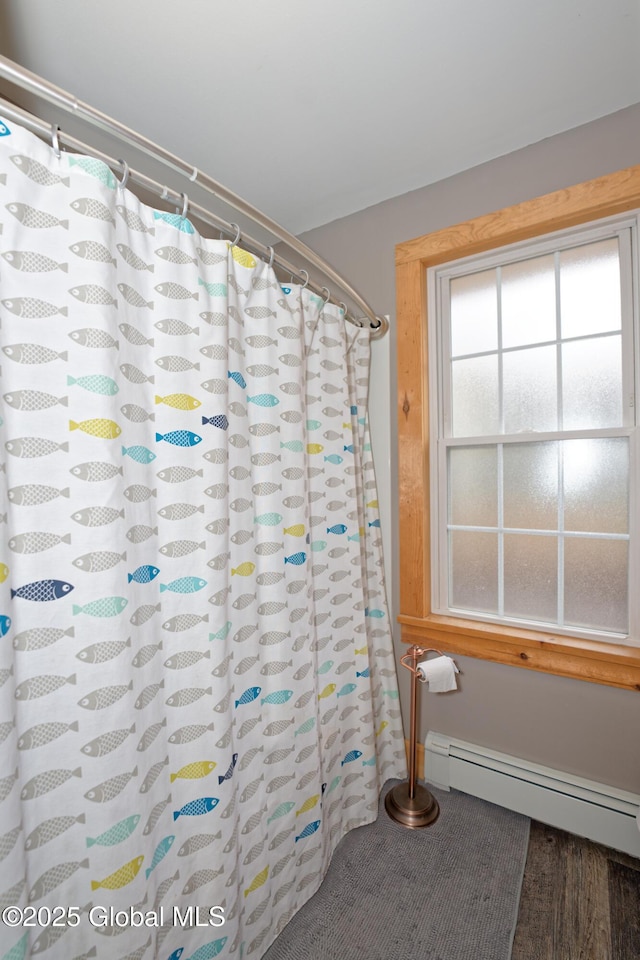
[266, 246, 275, 269]
[51, 123, 61, 158]
[178, 192, 189, 220]
[117, 159, 130, 190]
[339, 301, 347, 316]
[299, 269, 309, 289]
[229, 223, 241, 246]
[321, 286, 331, 307]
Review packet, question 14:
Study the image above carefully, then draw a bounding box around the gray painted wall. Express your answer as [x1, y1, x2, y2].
[298, 104, 640, 794]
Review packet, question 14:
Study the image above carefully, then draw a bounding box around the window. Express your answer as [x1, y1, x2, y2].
[395, 166, 640, 690]
[429, 222, 635, 642]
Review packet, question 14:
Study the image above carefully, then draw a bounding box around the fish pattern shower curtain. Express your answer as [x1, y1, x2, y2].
[0, 117, 406, 960]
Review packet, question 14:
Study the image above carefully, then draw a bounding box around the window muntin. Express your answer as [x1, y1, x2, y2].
[431, 220, 636, 642]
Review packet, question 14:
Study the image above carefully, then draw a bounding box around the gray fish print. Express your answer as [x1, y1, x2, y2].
[238, 717, 262, 739]
[294, 690, 314, 709]
[139, 757, 169, 793]
[155, 246, 197, 265]
[239, 746, 265, 771]
[143, 795, 172, 835]
[168, 722, 214, 745]
[0, 721, 15, 745]
[121, 403, 155, 423]
[84, 767, 138, 803]
[130, 603, 161, 626]
[156, 465, 203, 483]
[164, 650, 210, 670]
[10, 153, 70, 186]
[73, 550, 127, 572]
[155, 281, 198, 300]
[69, 239, 117, 265]
[162, 613, 208, 633]
[208, 518, 230, 534]
[200, 312, 227, 326]
[116, 243, 154, 271]
[260, 660, 293, 677]
[245, 305, 276, 320]
[29, 860, 89, 902]
[2, 250, 68, 272]
[209, 551, 231, 571]
[119, 322, 154, 346]
[81, 725, 136, 758]
[69, 283, 117, 306]
[204, 449, 229, 465]
[71, 197, 116, 223]
[230, 530, 254, 546]
[120, 362, 153, 383]
[159, 539, 205, 558]
[182, 869, 223, 895]
[69, 327, 119, 349]
[116, 205, 154, 233]
[233, 624, 259, 643]
[136, 718, 167, 752]
[264, 719, 295, 736]
[234, 655, 260, 675]
[209, 586, 232, 606]
[156, 354, 199, 372]
[240, 775, 265, 803]
[155, 318, 200, 336]
[78, 681, 133, 710]
[5, 436, 68, 458]
[18, 720, 79, 750]
[72, 506, 124, 527]
[76, 639, 131, 663]
[124, 484, 156, 503]
[12, 626, 74, 652]
[177, 832, 221, 857]
[200, 343, 227, 360]
[9, 531, 71, 554]
[212, 655, 234, 680]
[134, 680, 165, 710]
[204, 484, 229, 501]
[4, 389, 68, 412]
[24, 814, 85, 851]
[0, 824, 21, 863]
[153, 870, 179, 910]
[126, 524, 158, 544]
[15, 674, 76, 701]
[158, 502, 204, 521]
[201, 379, 226, 395]
[196, 247, 226, 265]
[5, 201, 68, 229]
[166, 687, 211, 708]
[132, 642, 163, 669]
[216, 723, 235, 750]
[117, 283, 154, 308]
[21, 767, 81, 801]
[255, 541, 285, 556]
[2, 297, 67, 318]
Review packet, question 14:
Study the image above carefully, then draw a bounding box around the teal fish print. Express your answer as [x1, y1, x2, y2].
[189, 937, 228, 960]
[146, 835, 175, 878]
[261, 690, 293, 706]
[368, 519, 381, 528]
[209, 621, 232, 641]
[365, 608, 385, 618]
[122, 445, 156, 464]
[310, 541, 327, 552]
[295, 717, 315, 736]
[160, 577, 207, 594]
[247, 394, 279, 407]
[284, 552, 306, 565]
[336, 683, 357, 697]
[235, 687, 261, 708]
[197, 278, 227, 296]
[153, 211, 195, 233]
[324, 454, 343, 465]
[128, 565, 160, 584]
[156, 430, 202, 447]
[267, 802, 295, 824]
[173, 797, 219, 821]
[280, 440, 303, 452]
[295, 819, 321, 842]
[362, 755, 377, 766]
[67, 374, 118, 395]
[73, 596, 128, 617]
[255, 512, 283, 526]
[2, 933, 27, 960]
[86, 815, 141, 847]
[228, 371, 246, 388]
[68, 155, 117, 188]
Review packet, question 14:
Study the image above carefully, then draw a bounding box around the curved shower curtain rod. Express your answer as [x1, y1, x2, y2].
[0, 54, 388, 338]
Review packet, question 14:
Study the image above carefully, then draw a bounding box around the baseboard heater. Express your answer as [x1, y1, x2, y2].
[424, 731, 640, 858]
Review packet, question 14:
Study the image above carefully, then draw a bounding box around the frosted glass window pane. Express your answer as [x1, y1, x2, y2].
[563, 439, 628, 534]
[450, 531, 498, 614]
[451, 355, 499, 436]
[503, 442, 558, 530]
[501, 254, 556, 349]
[450, 269, 498, 357]
[564, 539, 628, 634]
[503, 345, 557, 433]
[504, 534, 557, 623]
[449, 447, 497, 526]
[562, 335, 622, 430]
[560, 238, 621, 340]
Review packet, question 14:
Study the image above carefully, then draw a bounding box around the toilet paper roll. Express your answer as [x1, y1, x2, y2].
[417, 655, 459, 692]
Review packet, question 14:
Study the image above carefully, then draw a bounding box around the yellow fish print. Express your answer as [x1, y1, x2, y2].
[170, 760, 216, 783]
[296, 794, 319, 816]
[232, 562, 255, 577]
[283, 524, 305, 537]
[244, 864, 268, 898]
[0, 563, 8, 584]
[70, 418, 121, 439]
[318, 683, 336, 700]
[91, 855, 144, 891]
[342, 422, 354, 430]
[354, 646, 368, 656]
[155, 393, 201, 410]
[306, 443, 324, 455]
[375, 721, 388, 737]
[231, 245, 257, 269]
[366, 500, 379, 509]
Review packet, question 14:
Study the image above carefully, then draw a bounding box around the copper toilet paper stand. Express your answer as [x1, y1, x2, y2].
[385, 645, 442, 828]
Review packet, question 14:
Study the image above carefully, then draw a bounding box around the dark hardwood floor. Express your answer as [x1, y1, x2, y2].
[511, 821, 640, 960]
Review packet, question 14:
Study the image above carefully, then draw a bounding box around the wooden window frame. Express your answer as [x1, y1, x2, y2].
[396, 165, 640, 692]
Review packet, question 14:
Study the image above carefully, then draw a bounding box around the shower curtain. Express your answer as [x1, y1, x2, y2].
[0, 117, 406, 960]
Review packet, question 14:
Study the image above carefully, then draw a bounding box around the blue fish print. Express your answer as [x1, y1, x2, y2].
[0, 615, 11, 637]
[336, 683, 356, 698]
[217, 752, 238, 785]
[343, 444, 354, 453]
[189, 938, 228, 960]
[122, 444, 156, 464]
[156, 430, 202, 447]
[173, 797, 219, 821]
[160, 577, 207, 594]
[247, 394, 279, 407]
[235, 687, 261, 708]
[0, 121, 11, 136]
[341, 749, 363, 767]
[350, 405, 358, 415]
[167, 949, 184, 960]
[324, 454, 343, 465]
[128, 565, 160, 585]
[153, 210, 195, 233]
[261, 690, 294, 706]
[280, 286, 291, 294]
[11, 579, 73, 602]
[202, 415, 229, 430]
[365, 608, 385, 618]
[228, 370, 246, 389]
[146, 835, 175, 879]
[295, 819, 321, 842]
[327, 524, 347, 535]
[197, 278, 227, 296]
[368, 519, 381, 528]
[356, 668, 370, 678]
[284, 552, 306, 566]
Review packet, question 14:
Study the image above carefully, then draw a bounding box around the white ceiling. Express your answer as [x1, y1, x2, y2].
[0, 0, 639, 237]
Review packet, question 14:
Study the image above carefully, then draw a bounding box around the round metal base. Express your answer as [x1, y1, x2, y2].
[384, 781, 440, 829]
